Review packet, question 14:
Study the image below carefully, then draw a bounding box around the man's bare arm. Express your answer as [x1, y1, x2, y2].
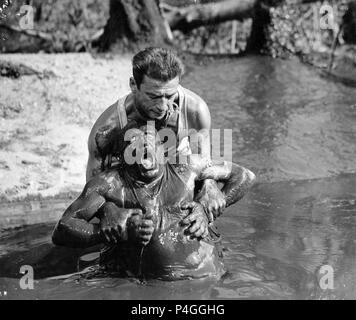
[181, 162, 255, 238]
[52, 178, 109, 248]
[86, 102, 120, 181]
[186, 96, 228, 218]
[86, 143, 104, 181]
[199, 161, 256, 208]
[187, 97, 211, 158]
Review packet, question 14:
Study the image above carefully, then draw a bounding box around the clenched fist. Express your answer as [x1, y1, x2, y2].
[99, 202, 141, 244]
[127, 211, 155, 246]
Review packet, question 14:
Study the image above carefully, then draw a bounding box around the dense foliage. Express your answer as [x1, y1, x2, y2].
[0, 0, 354, 57]
[0, 0, 109, 52]
[172, 0, 351, 56]
[266, 0, 350, 58]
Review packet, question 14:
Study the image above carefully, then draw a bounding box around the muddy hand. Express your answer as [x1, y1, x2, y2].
[195, 179, 226, 223]
[127, 211, 155, 246]
[181, 201, 209, 239]
[99, 203, 141, 244]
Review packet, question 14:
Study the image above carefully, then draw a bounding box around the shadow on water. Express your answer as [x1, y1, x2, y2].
[1, 55, 355, 299]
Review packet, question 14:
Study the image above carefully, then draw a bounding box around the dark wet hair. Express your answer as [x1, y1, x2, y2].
[132, 47, 185, 88]
[95, 120, 158, 170]
[95, 120, 139, 170]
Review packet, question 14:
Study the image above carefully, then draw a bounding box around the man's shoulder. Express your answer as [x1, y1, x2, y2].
[180, 86, 207, 108]
[88, 94, 130, 144]
[86, 169, 120, 190]
[94, 95, 129, 128]
[180, 86, 209, 120]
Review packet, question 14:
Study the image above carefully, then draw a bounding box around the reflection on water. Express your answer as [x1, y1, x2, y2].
[0, 56, 355, 299]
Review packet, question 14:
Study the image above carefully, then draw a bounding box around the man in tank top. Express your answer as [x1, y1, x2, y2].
[86, 47, 226, 223]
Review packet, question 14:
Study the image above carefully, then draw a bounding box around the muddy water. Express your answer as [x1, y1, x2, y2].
[0, 55, 355, 299]
[184, 55, 356, 182]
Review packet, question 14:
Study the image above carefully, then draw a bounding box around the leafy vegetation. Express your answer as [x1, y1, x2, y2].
[0, 0, 354, 60]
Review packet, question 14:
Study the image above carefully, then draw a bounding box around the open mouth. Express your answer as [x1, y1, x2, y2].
[141, 158, 155, 171]
[140, 149, 156, 171]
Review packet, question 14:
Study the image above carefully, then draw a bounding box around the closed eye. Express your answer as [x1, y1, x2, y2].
[147, 92, 177, 100]
[166, 93, 176, 99]
[147, 94, 160, 99]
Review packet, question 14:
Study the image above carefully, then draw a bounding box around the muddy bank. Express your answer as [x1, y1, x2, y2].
[0, 53, 132, 202]
[302, 45, 356, 87]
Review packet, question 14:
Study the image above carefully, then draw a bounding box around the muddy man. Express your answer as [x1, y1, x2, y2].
[52, 124, 256, 279]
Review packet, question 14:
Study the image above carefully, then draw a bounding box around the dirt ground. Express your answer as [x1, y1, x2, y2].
[0, 53, 133, 202]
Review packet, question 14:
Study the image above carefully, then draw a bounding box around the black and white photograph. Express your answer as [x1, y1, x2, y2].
[0, 0, 355, 303]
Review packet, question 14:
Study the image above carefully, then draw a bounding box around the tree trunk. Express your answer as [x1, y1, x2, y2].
[343, 0, 356, 44]
[97, 0, 171, 51]
[245, 2, 270, 53]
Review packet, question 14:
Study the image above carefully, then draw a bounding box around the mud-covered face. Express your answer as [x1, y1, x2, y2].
[130, 75, 179, 121]
[125, 126, 165, 180]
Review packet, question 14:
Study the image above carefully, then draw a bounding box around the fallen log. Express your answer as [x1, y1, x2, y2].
[163, 0, 258, 32]
[162, 0, 331, 33]
[0, 23, 52, 42]
[343, 0, 356, 44]
[0, 60, 56, 79]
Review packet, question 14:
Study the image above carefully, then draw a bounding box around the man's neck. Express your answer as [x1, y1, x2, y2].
[125, 166, 165, 187]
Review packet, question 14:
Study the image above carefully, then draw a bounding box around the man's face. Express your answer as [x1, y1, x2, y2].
[125, 127, 165, 180]
[132, 75, 180, 121]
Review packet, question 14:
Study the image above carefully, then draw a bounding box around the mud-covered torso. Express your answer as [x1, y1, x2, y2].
[100, 163, 224, 279]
